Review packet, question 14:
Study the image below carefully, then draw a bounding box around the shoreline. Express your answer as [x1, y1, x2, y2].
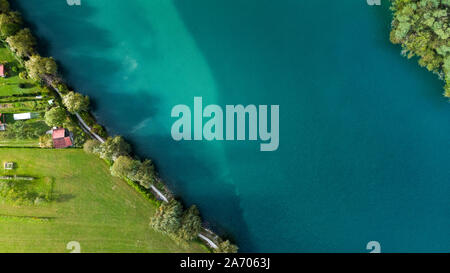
[1, 0, 235, 252]
[38, 17, 224, 254]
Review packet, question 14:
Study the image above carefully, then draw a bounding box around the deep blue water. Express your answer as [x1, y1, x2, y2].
[13, 0, 450, 252]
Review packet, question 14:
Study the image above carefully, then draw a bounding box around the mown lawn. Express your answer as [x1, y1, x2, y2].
[0, 148, 207, 253]
[0, 139, 39, 147]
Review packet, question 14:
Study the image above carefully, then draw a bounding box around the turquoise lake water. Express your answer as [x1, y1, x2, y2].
[13, 0, 450, 252]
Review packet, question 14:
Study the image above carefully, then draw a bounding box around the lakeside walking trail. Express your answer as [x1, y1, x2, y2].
[15, 0, 450, 252]
[43, 75, 105, 143]
[43, 75, 217, 249]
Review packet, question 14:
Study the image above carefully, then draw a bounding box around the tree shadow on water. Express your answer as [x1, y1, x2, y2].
[12, 0, 113, 56]
[369, 1, 450, 106]
[85, 89, 161, 137]
[13, 0, 254, 251]
[12, 0, 121, 98]
[127, 134, 256, 252]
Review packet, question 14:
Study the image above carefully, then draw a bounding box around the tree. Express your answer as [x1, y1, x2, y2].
[111, 155, 140, 178]
[0, 11, 23, 38]
[91, 124, 106, 137]
[0, 12, 22, 38]
[25, 55, 57, 81]
[0, 0, 9, 13]
[39, 134, 53, 148]
[83, 139, 101, 154]
[445, 56, 450, 97]
[18, 71, 27, 79]
[98, 136, 131, 162]
[5, 11, 22, 25]
[134, 159, 156, 189]
[6, 28, 36, 58]
[56, 82, 69, 94]
[5, 120, 24, 139]
[214, 240, 239, 253]
[62, 91, 89, 113]
[177, 205, 202, 241]
[110, 156, 155, 188]
[150, 199, 183, 235]
[44, 106, 66, 127]
[390, 0, 450, 97]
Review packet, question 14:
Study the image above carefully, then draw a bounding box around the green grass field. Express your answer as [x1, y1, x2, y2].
[0, 148, 207, 253]
[0, 139, 39, 147]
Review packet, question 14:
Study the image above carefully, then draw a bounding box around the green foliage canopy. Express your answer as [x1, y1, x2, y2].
[0, 11, 22, 38]
[83, 139, 101, 154]
[62, 91, 90, 113]
[150, 199, 183, 235]
[6, 28, 35, 58]
[44, 106, 67, 127]
[390, 0, 450, 97]
[98, 136, 131, 162]
[214, 240, 239, 253]
[177, 205, 202, 241]
[25, 55, 58, 81]
[0, 0, 9, 13]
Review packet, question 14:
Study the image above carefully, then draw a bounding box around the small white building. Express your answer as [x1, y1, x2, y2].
[4, 162, 14, 170]
[13, 113, 32, 121]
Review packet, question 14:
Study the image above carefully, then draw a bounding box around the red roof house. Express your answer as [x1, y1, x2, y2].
[52, 128, 73, 149]
[52, 128, 66, 139]
[0, 65, 5, 78]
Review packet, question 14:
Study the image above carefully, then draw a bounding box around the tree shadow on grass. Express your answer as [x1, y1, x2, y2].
[54, 193, 76, 203]
[17, 83, 34, 89]
[0, 214, 56, 221]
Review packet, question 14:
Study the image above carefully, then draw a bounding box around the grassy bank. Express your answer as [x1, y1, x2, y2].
[0, 148, 207, 253]
[0, 0, 234, 252]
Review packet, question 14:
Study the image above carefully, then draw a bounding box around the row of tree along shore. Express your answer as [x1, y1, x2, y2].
[0, 0, 237, 253]
[390, 0, 450, 97]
